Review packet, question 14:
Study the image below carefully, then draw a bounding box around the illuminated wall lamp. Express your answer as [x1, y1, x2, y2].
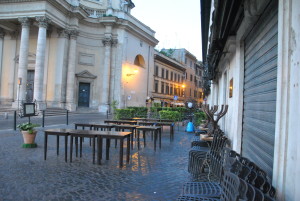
[126, 69, 139, 77]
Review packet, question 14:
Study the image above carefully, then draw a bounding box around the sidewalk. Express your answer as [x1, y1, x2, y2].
[0, 122, 194, 200]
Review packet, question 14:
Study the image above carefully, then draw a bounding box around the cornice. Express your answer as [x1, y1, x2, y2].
[154, 53, 186, 72]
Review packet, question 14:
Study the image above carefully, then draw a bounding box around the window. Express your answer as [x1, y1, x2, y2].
[155, 65, 159, 76]
[171, 72, 173, 81]
[154, 80, 158, 93]
[185, 73, 187, 79]
[194, 90, 197, 98]
[185, 58, 187, 64]
[190, 61, 192, 67]
[189, 88, 192, 96]
[166, 70, 169, 80]
[174, 73, 177, 82]
[166, 84, 169, 94]
[161, 82, 165, 94]
[182, 76, 184, 83]
[170, 85, 173, 95]
[161, 68, 165, 78]
[190, 74, 193, 81]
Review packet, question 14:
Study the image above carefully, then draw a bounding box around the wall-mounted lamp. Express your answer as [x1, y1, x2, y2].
[229, 78, 233, 98]
[126, 69, 138, 77]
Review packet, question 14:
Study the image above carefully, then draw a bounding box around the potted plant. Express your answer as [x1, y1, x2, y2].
[17, 122, 40, 148]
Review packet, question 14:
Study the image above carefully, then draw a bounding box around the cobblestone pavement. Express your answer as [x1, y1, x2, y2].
[0, 123, 195, 201]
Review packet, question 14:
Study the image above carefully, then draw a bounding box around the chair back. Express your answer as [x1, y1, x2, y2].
[220, 171, 240, 201]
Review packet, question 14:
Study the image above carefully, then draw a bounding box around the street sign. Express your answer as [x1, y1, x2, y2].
[174, 95, 178, 100]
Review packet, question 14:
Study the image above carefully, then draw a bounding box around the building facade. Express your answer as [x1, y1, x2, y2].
[171, 48, 204, 105]
[0, 0, 158, 112]
[151, 50, 186, 107]
[201, 0, 300, 200]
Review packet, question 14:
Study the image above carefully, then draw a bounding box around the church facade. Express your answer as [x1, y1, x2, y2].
[0, 0, 158, 112]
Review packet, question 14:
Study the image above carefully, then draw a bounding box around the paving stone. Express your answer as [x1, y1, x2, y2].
[0, 122, 195, 200]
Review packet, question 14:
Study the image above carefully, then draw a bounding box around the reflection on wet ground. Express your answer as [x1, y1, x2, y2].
[0, 126, 194, 200]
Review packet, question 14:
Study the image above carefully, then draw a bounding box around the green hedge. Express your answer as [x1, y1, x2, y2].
[159, 110, 180, 121]
[194, 111, 207, 126]
[114, 109, 134, 120]
[127, 107, 148, 118]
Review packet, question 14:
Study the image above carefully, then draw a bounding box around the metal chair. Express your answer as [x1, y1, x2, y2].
[182, 148, 240, 198]
[188, 130, 227, 175]
[178, 171, 241, 201]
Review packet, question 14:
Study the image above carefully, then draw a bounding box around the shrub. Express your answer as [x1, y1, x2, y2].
[194, 111, 207, 126]
[159, 110, 180, 121]
[127, 107, 148, 118]
[114, 109, 134, 120]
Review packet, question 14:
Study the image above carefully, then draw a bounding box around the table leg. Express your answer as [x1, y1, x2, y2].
[159, 128, 162, 149]
[97, 136, 102, 165]
[131, 129, 134, 150]
[154, 130, 157, 151]
[120, 139, 124, 167]
[65, 135, 68, 163]
[75, 137, 78, 157]
[106, 138, 110, 160]
[70, 136, 73, 163]
[137, 131, 140, 150]
[92, 137, 95, 164]
[44, 133, 47, 160]
[126, 136, 130, 163]
[56, 135, 59, 155]
[143, 130, 146, 147]
[171, 125, 174, 141]
[80, 137, 83, 157]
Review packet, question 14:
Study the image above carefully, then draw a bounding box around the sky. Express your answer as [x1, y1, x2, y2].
[131, 0, 202, 61]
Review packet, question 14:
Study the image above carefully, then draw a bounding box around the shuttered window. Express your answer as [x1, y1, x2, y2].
[242, 0, 278, 180]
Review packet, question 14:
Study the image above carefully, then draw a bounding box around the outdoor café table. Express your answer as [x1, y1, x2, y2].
[141, 122, 175, 141]
[96, 131, 131, 167]
[112, 124, 138, 149]
[155, 122, 175, 141]
[104, 120, 137, 125]
[74, 123, 94, 130]
[136, 126, 161, 151]
[44, 128, 74, 162]
[68, 130, 131, 167]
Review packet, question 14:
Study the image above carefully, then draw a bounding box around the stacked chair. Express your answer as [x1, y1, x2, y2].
[188, 129, 228, 176]
[178, 146, 277, 200]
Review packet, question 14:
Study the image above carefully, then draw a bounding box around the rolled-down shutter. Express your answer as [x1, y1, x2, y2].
[242, 1, 278, 180]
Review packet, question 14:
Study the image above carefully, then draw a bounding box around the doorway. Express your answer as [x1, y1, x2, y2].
[78, 82, 90, 107]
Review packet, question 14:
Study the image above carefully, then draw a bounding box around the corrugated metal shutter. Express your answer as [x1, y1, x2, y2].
[242, 1, 278, 180]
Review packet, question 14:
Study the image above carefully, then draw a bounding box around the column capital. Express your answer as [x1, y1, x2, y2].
[9, 30, 19, 39]
[57, 28, 69, 38]
[111, 39, 118, 47]
[68, 29, 79, 40]
[36, 16, 51, 29]
[102, 37, 112, 46]
[18, 17, 31, 28]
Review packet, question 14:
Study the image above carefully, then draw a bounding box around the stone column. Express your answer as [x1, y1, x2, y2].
[109, 39, 118, 109]
[33, 16, 51, 110]
[0, 29, 4, 98]
[100, 36, 112, 113]
[66, 30, 78, 111]
[57, 29, 69, 106]
[17, 17, 31, 103]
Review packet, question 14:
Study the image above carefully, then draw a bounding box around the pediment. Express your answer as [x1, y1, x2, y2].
[76, 70, 97, 79]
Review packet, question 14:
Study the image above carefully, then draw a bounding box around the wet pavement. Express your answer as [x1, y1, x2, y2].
[0, 121, 195, 201]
